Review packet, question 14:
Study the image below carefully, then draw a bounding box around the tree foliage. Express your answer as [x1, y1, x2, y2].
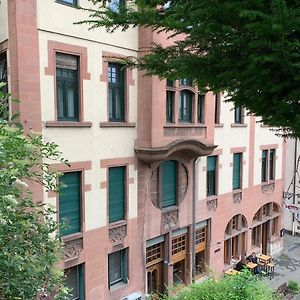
[164, 271, 278, 300]
[0, 85, 68, 299]
[80, 0, 300, 137]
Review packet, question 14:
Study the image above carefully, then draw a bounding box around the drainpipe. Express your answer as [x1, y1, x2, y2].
[192, 156, 201, 280]
[292, 139, 298, 236]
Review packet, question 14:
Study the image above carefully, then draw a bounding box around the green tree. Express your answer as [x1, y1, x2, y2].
[0, 84, 68, 299]
[164, 271, 278, 300]
[80, 0, 300, 137]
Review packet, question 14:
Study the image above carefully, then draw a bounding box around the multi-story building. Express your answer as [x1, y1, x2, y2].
[0, 1, 285, 299]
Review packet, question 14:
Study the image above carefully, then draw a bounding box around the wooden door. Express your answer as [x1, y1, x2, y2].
[147, 262, 163, 295]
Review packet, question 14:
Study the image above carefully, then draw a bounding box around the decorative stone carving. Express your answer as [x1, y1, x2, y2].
[262, 182, 275, 194]
[207, 198, 218, 211]
[164, 127, 206, 137]
[233, 191, 243, 203]
[63, 237, 83, 262]
[162, 209, 178, 230]
[109, 224, 127, 246]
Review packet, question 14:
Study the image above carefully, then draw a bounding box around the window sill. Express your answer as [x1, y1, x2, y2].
[161, 205, 178, 213]
[231, 123, 248, 128]
[109, 281, 128, 291]
[164, 124, 206, 128]
[62, 232, 83, 242]
[214, 123, 224, 128]
[45, 121, 92, 128]
[108, 220, 127, 229]
[260, 124, 269, 128]
[100, 122, 136, 128]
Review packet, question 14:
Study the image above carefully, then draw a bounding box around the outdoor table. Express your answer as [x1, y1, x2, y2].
[225, 269, 239, 276]
[246, 262, 258, 274]
[257, 254, 272, 264]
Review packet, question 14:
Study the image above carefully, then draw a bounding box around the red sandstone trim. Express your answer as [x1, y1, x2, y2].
[100, 122, 136, 128]
[100, 181, 107, 189]
[100, 157, 135, 168]
[230, 147, 247, 153]
[231, 124, 248, 128]
[248, 116, 256, 187]
[212, 148, 223, 156]
[85, 184, 92, 192]
[50, 161, 92, 172]
[214, 123, 224, 128]
[260, 144, 279, 150]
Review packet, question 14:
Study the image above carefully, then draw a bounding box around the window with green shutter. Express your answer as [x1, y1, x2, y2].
[64, 264, 85, 300]
[108, 248, 128, 288]
[261, 150, 268, 182]
[56, 53, 79, 121]
[59, 172, 81, 236]
[207, 156, 217, 196]
[233, 153, 242, 190]
[109, 166, 125, 223]
[269, 149, 276, 180]
[162, 160, 177, 208]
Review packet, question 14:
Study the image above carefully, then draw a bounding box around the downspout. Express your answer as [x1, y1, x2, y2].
[192, 156, 201, 280]
[292, 139, 298, 236]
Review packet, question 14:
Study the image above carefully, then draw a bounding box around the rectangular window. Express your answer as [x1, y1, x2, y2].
[269, 149, 276, 180]
[108, 248, 128, 287]
[56, 53, 79, 121]
[207, 156, 217, 196]
[232, 153, 242, 190]
[179, 78, 193, 86]
[197, 94, 205, 123]
[214, 94, 221, 124]
[64, 264, 85, 300]
[166, 79, 174, 87]
[261, 150, 268, 183]
[162, 160, 177, 207]
[108, 63, 125, 122]
[59, 172, 81, 236]
[178, 91, 192, 123]
[57, 0, 78, 5]
[108, 0, 126, 13]
[234, 106, 243, 124]
[109, 166, 125, 223]
[166, 91, 174, 123]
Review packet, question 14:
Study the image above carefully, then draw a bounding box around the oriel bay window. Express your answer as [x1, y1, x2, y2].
[178, 90, 193, 123]
[108, 166, 126, 223]
[207, 156, 217, 196]
[232, 153, 242, 190]
[64, 264, 85, 300]
[108, 248, 128, 288]
[150, 160, 188, 209]
[56, 53, 79, 121]
[59, 172, 81, 237]
[224, 214, 247, 264]
[108, 63, 125, 122]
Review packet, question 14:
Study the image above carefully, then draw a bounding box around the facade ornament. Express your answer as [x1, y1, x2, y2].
[109, 224, 127, 246]
[63, 237, 83, 262]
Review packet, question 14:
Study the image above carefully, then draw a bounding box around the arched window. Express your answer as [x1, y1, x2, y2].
[251, 202, 281, 254]
[224, 214, 248, 264]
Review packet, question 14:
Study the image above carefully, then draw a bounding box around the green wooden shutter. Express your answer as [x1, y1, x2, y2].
[59, 172, 81, 236]
[79, 264, 85, 300]
[207, 156, 216, 171]
[162, 160, 177, 207]
[109, 167, 125, 223]
[233, 153, 241, 190]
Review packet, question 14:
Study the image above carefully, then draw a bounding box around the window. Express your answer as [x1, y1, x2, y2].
[108, 0, 126, 13]
[166, 79, 174, 87]
[0, 52, 8, 93]
[214, 94, 221, 124]
[197, 94, 205, 123]
[224, 215, 247, 264]
[108, 249, 128, 287]
[234, 106, 243, 124]
[109, 166, 125, 223]
[172, 233, 187, 284]
[64, 264, 84, 300]
[178, 90, 193, 122]
[59, 172, 81, 236]
[166, 90, 174, 123]
[207, 156, 217, 196]
[269, 149, 276, 180]
[261, 150, 268, 183]
[179, 78, 193, 86]
[56, 53, 79, 121]
[162, 160, 177, 208]
[150, 160, 188, 209]
[57, 0, 78, 5]
[108, 63, 125, 122]
[232, 153, 242, 190]
[195, 225, 207, 277]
